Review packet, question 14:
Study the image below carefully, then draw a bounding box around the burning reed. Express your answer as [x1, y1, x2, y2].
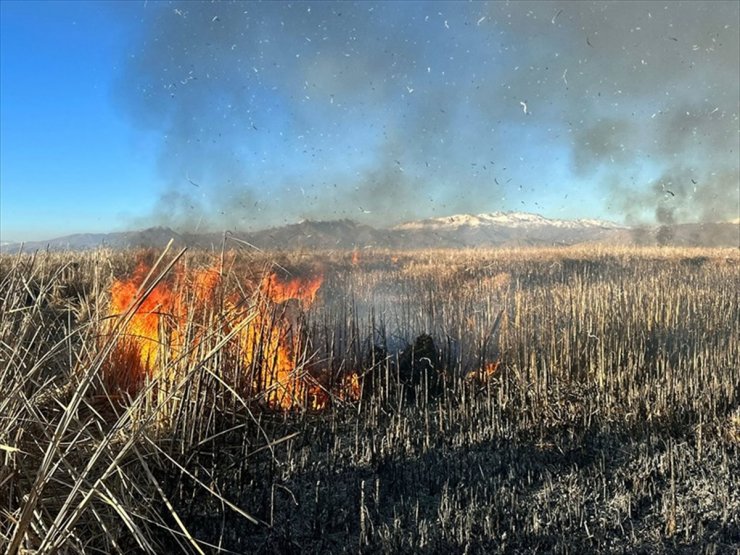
[103, 256, 354, 412]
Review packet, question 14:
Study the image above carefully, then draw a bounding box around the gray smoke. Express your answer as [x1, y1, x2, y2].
[116, 1, 739, 231]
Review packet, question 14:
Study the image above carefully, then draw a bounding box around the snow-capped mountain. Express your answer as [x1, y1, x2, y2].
[394, 212, 625, 231]
[385, 211, 632, 248]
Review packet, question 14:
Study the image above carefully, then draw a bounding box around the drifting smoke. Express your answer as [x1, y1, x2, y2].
[116, 1, 739, 232]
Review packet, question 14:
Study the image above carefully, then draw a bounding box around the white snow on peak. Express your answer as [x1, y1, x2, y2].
[393, 212, 624, 231]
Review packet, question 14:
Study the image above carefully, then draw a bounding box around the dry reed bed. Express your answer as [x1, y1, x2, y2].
[1, 246, 738, 553]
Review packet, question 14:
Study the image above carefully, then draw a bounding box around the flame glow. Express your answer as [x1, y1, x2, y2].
[106, 262, 174, 393]
[104, 259, 359, 411]
[239, 272, 324, 409]
[466, 361, 501, 387]
[258, 272, 323, 306]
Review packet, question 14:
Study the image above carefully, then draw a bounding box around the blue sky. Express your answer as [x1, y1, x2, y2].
[0, 1, 158, 240]
[1, 1, 738, 242]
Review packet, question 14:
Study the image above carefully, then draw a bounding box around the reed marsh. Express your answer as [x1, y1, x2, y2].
[1, 245, 738, 553]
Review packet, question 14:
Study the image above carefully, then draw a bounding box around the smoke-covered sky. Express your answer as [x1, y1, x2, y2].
[1, 1, 738, 240]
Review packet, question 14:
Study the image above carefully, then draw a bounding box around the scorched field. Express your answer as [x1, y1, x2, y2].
[1, 245, 738, 554]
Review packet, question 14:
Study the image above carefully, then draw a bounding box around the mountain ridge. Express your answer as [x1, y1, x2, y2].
[2, 212, 737, 252]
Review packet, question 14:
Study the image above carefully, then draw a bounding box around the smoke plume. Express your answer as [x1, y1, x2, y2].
[116, 1, 739, 231]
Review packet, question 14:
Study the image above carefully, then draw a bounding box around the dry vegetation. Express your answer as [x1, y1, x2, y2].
[1, 245, 738, 554]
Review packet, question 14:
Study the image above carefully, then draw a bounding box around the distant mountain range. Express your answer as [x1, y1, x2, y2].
[2, 212, 738, 252]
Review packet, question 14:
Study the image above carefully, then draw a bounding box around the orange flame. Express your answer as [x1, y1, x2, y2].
[106, 262, 173, 393]
[105, 262, 221, 394]
[240, 271, 324, 409]
[340, 372, 361, 401]
[105, 259, 364, 411]
[258, 272, 323, 306]
[466, 361, 501, 387]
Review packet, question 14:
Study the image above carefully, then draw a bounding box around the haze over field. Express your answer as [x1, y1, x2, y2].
[2, 211, 738, 253]
[1, 1, 738, 242]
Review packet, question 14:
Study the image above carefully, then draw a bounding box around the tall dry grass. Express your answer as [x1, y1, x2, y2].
[1, 245, 281, 553]
[1, 245, 738, 553]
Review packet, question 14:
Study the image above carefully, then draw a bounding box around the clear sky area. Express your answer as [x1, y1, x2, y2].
[1, 1, 738, 242]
